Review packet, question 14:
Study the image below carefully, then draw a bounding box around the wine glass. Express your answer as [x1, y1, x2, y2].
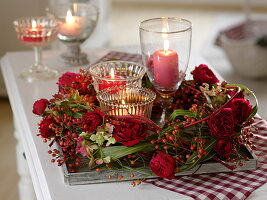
[139, 17, 192, 126]
[50, 2, 98, 66]
[13, 17, 59, 82]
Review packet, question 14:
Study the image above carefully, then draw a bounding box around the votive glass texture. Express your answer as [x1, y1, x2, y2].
[97, 86, 156, 118]
[89, 61, 146, 92]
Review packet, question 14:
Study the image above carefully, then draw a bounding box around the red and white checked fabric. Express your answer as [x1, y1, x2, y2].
[94, 51, 142, 64]
[145, 117, 267, 200]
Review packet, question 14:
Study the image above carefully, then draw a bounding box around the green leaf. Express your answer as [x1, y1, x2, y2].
[179, 151, 216, 172]
[186, 138, 217, 164]
[142, 74, 153, 89]
[169, 110, 196, 121]
[123, 166, 153, 176]
[102, 143, 154, 160]
[73, 112, 83, 118]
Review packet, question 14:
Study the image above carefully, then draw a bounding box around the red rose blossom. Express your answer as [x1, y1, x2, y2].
[38, 118, 55, 138]
[191, 64, 219, 85]
[227, 98, 252, 124]
[32, 99, 49, 116]
[208, 108, 235, 139]
[214, 139, 234, 157]
[150, 151, 176, 179]
[112, 119, 148, 147]
[82, 110, 105, 133]
[57, 72, 93, 95]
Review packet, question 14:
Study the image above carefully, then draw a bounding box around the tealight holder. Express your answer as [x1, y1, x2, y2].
[97, 86, 156, 118]
[50, 2, 98, 66]
[88, 61, 146, 92]
[13, 17, 59, 82]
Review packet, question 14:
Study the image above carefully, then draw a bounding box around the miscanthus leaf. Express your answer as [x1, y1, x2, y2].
[185, 138, 217, 165]
[102, 142, 154, 160]
[169, 110, 196, 121]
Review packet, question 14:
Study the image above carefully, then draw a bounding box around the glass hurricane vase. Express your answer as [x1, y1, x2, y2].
[13, 17, 59, 82]
[139, 17, 192, 126]
[51, 2, 98, 66]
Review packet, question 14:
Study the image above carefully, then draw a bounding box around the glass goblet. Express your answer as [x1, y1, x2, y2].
[139, 17, 192, 126]
[51, 2, 98, 66]
[13, 17, 59, 82]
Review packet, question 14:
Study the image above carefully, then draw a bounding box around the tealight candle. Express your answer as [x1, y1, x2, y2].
[97, 86, 156, 118]
[22, 20, 44, 43]
[98, 68, 126, 91]
[89, 61, 146, 93]
[59, 10, 82, 37]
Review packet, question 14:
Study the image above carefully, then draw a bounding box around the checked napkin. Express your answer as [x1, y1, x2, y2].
[93, 51, 267, 199]
[145, 117, 267, 200]
[94, 51, 142, 64]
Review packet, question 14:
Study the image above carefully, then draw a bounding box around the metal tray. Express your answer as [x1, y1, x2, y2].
[63, 146, 257, 185]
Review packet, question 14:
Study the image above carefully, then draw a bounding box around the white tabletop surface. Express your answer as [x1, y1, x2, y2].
[1, 47, 267, 200]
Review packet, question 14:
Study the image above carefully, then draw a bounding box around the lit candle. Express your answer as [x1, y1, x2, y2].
[22, 20, 44, 42]
[119, 99, 129, 115]
[59, 10, 82, 37]
[153, 24, 179, 88]
[98, 68, 126, 91]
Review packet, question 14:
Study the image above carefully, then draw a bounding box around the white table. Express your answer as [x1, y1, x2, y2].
[1, 47, 267, 200]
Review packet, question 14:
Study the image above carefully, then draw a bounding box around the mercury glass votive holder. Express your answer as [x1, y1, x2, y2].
[50, 2, 99, 66]
[97, 86, 156, 118]
[89, 61, 146, 92]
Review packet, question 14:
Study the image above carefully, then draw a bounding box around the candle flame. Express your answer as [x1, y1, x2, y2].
[162, 19, 170, 52]
[164, 39, 169, 51]
[66, 10, 75, 24]
[32, 20, 37, 28]
[110, 68, 115, 79]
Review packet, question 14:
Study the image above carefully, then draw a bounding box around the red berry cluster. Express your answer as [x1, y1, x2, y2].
[172, 81, 205, 111]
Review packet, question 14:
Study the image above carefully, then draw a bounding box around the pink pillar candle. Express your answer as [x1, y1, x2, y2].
[153, 49, 179, 88]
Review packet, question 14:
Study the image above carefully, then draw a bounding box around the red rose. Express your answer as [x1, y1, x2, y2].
[191, 64, 219, 85]
[112, 119, 148, 147]
[57, 72, 79, 94]
[82, 110, 105, 133]
[208, 108, 234, 139]
[214, 139, 234, 157]
[150, 151, 176, 179]
[32, 99, 49, 116]
[38, 118, 55, 138]
[227, 98, 252, 124]
[57, 72, 93, 95]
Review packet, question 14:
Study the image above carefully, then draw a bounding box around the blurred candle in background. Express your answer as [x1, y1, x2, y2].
[59, 10, 82, 37]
